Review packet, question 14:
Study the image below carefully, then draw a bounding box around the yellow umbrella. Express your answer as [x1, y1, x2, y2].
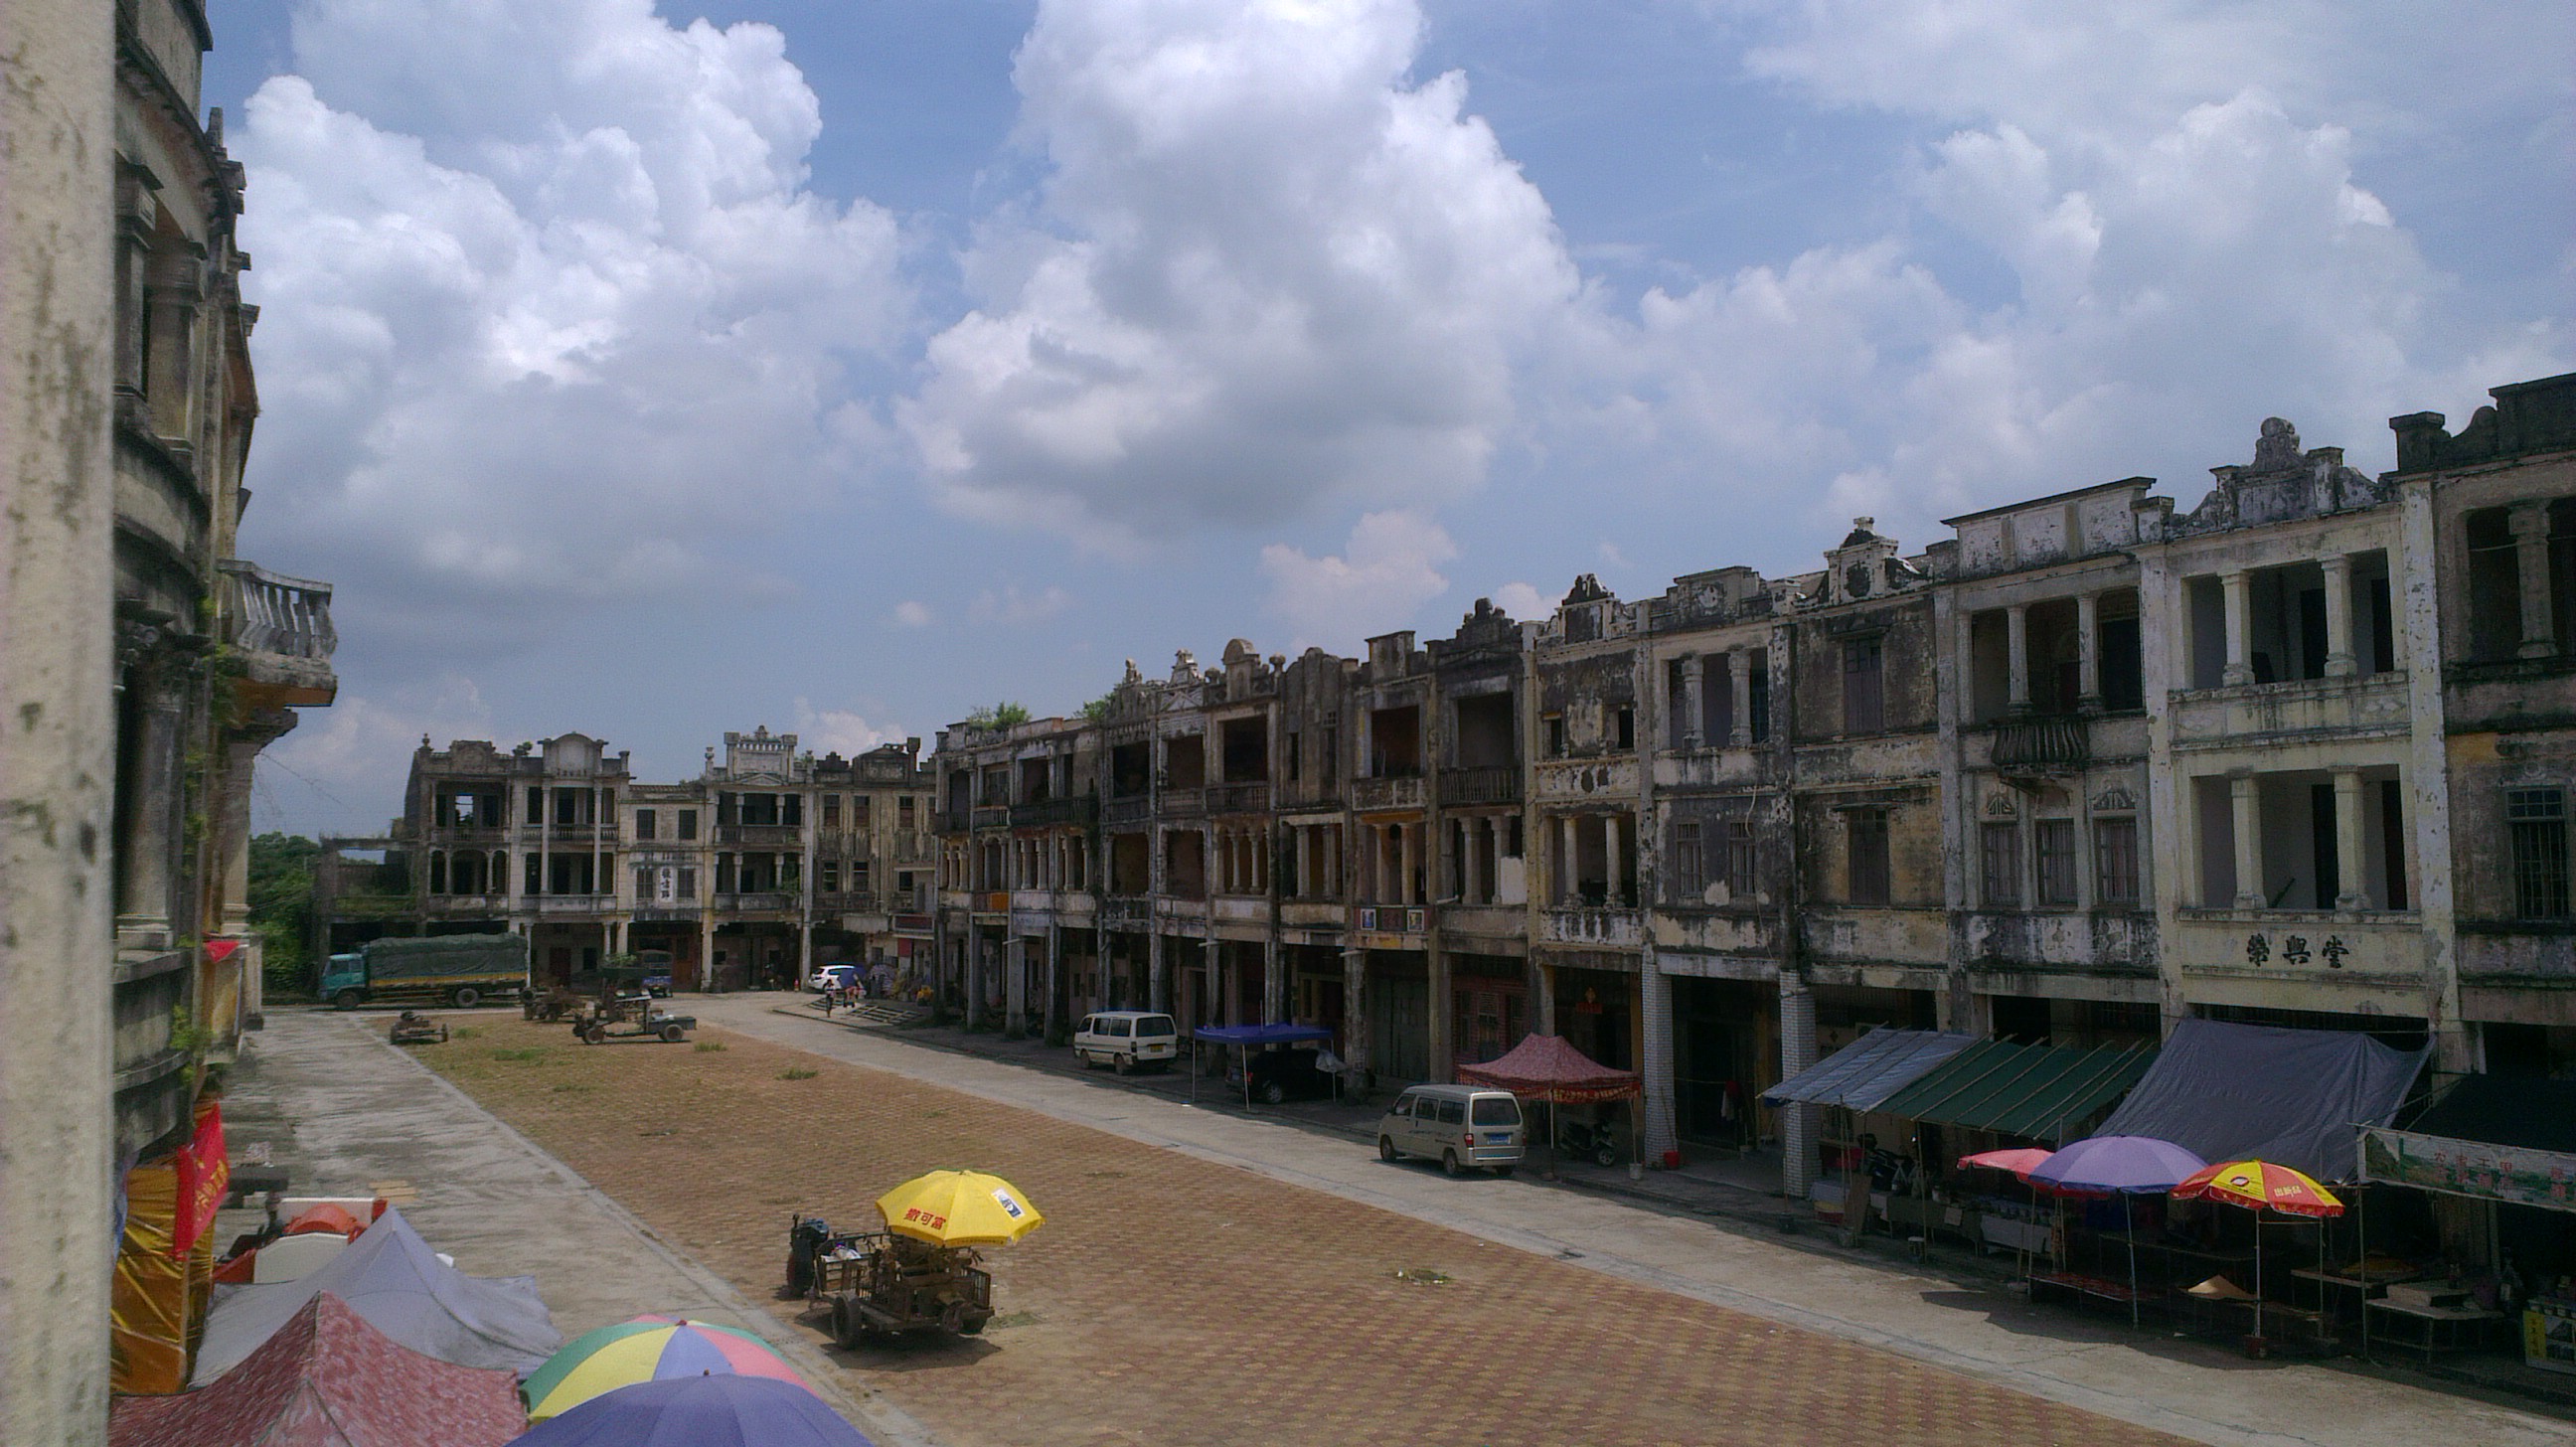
[876, 1170, 1045, 1246]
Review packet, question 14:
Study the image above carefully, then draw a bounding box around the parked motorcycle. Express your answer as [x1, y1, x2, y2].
[1556, 1113, 1621, 1168]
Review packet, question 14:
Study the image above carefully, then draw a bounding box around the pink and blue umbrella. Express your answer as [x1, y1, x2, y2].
[510, 1374, 872, 1446]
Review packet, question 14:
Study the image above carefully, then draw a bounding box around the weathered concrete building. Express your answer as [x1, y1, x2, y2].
[920, 374, 2575, 1203]
[2391, 374, 2576, 1077]
[322, 728, 931, 990]
[4, 0, 336, 1423]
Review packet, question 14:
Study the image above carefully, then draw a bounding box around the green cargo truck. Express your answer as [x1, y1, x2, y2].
[322, 933, 529, 1011]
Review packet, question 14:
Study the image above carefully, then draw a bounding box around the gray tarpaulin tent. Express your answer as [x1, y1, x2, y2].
[2095, 1019, 2426, 1184]
[1760, 1029, 1979, 1112]
[192, 1206, 559, 1385]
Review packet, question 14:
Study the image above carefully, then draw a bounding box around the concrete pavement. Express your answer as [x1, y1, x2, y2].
[217, 1009, 938, 1445]
[692, 995, 2567, 1447]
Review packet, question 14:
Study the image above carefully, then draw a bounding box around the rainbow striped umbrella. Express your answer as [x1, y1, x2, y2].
[523, 1317, 807, 1421]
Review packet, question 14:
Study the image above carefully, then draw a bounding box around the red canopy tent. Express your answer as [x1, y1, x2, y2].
[110, 1292, 525, 1447]
[1456, 1035, 1643, 1174]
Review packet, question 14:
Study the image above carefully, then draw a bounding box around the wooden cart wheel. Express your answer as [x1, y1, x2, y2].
[659, 1023, 686, 1043]
[941, 1299, 970, 1335]
[580, 1023, 605, 1045]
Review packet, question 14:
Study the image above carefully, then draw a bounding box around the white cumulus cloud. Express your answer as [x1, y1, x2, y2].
[234, 0, 906, 660]
[1260, 510, 1458, 649]
[901, 0, 1580, 549]
[792, 699, 904, 757]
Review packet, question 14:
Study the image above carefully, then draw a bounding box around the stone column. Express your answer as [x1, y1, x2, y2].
[3, 4, 117, 1428]
[2321, 554, 2358, 678]
[1640, 967, 1677, 1162]
[2006, 602, 2031, 712]
[2333, 769, 2368, 910]
[1342, 946, 1371, 1081]
[1427, 938, 1453, 1082]
[1558, 815, 1578, 904]
[1728, 648, 1754, 747]
[1397, 822, 1416, 906]
[1604, 815, 1626, 907]
[2512, 501, 2556, 659]
[1004, 929, 1028, 1037]
[1779, 977, 1820, 1198]
[1464, 817, 1485, 905]
[113, 651, 188, 950]
[2221, 570, 2254, 686]
[2229, 774, 2265, 909]
[2075, 591, 2103, 709]
[1263, 935, 1285, 1024]
[1679, 655, 1704, 749]
[1149, 930, 1168, 1014]
[965, 917, 985, 1029]
[1041, 921, 1060, 1035]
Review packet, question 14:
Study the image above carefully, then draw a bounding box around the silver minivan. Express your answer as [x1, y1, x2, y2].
[1376, 1084, 1526, 1177]
[1072, 1011, 1178, 1073]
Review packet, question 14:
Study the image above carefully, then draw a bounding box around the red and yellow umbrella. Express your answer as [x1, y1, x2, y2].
[2173, 1160, 2344, 1218]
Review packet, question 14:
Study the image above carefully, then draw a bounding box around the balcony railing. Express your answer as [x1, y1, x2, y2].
[1439, 765, 1520, 806]
[1103, 896, 1150, 929]
[536, 894, 616, 914]
[219, 560, 337, 661]
[1541, 906, 1643, 948]
[1990, 715, 2089, 773]
[1352, 776, 1426, 812]
[715, 891, 792, 911]
[716, 823, 799, 846]
[550, 821, 620, 840]
[1207, 781, 1271, 815]
[1159, 787, 1206, 818]
[1011, 795, 1099, 829]
[1103, 796, 1152, 826]
[972, 804, 1012, 830]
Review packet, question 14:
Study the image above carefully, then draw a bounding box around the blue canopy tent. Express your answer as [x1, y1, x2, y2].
[1188, 1024, 1339, 1108]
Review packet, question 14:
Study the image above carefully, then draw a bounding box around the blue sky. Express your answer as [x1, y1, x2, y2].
[213, 1, 2572, 836]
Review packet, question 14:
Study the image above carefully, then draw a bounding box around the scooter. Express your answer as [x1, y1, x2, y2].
[1556, 1114, 1621, 1168]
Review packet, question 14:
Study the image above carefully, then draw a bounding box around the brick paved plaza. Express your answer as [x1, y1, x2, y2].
[418, 1019, 2190, 1447]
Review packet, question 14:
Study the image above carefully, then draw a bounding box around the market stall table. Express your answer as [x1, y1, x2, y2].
[2367, 1298, 2507, 1363]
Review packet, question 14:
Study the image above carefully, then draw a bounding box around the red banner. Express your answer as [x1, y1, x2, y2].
[172, 1100, 230, 1259]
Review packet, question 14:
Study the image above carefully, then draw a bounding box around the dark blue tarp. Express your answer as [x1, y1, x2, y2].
[1192, 1024, 1334, 1045]
[2095, 1019, 2427, 1184]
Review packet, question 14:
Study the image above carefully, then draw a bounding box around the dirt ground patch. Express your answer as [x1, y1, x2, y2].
[419, 1019, 2188, 1447]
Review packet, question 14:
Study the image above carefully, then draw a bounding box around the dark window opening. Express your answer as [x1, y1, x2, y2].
[1843, 638, 1884, 733]
[635, 808, 656, 841]
[1454, 693, 1514, 768]
[1164, 735, 1207, 791]
[2099, 613, 2145, 711]
[1725, 820, 1760, 897]
[1368, 706, 1421, 777]
[2095, 818, 2140, 905]
[1615, 703, 1635, 751]
[2466, 507, 2523, 660]
[1981, 822, 2019, 907]
[2035, 819, 2077, 906]
[1847, 807, 1891, 905]
[1747, 653, 1770, 743]
[1111, 741, 1151, 797]
[2509, 788, 2569, 919]
[1220, 718, 1268, 783]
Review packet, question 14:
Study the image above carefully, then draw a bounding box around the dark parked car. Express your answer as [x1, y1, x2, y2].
[1244, 1045, 1334, 1104]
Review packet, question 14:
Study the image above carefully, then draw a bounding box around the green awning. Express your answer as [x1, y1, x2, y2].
[1874, 1040, 2158, 1143]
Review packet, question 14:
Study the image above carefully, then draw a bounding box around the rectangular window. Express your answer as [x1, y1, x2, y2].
[1726, 820, 1759, 898]
[678, 808, 698, 841]
[634, 866, 653, 900]
[1981, 822, 2020, 906]
[898, 796, 915, 827]
[1615, 703, 1636, 750]
[1672, 822, 1702, 900]
[525, 852, 542, 894]
[1847, 807, 1890, 905]
[635, 808, 656, 842]
[1544, 715, 1566, 757]
[2035, 819, 2079, 906]
[1843, 638, 1884, 733]
[854, 861, 871, 893]
[526, 786, 544, 824]
[2094, 817, 2140, 906]
[822, 796, 840, 827]
[1285, 730, 1302, 782]
[678, 867, 696, 897]
[1748, 653, 1770, 743]
[2509, 788, 2571, 918]
[820, 861, 839, 892]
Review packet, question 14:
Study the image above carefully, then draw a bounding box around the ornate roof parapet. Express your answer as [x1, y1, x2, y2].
[2173, 417, 2391, 536]
[2390, 372, 2576, 474]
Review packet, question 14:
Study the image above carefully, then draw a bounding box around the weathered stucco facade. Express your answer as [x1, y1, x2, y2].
[322, 728, 933, 991]
[920, 371, 2576, 1196]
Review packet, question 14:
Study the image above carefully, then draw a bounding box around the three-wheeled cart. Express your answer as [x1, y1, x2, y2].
[787, 1218, 993, 1345]
[572, 993, 698, 1044]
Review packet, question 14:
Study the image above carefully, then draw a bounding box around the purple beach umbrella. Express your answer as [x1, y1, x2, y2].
[509, 1373, 873, 1447]
[2028, 1134, 2205, 1194]
[2026, 1136, 2205, 1326]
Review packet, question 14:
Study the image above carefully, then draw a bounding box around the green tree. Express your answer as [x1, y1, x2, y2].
[248, 832, 320, 998]
[963, 702, 1032, 729]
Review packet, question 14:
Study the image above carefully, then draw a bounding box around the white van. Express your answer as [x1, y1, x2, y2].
[1376, 1084, 1526, 1177]
[1073, 1011, 1178, 1074]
